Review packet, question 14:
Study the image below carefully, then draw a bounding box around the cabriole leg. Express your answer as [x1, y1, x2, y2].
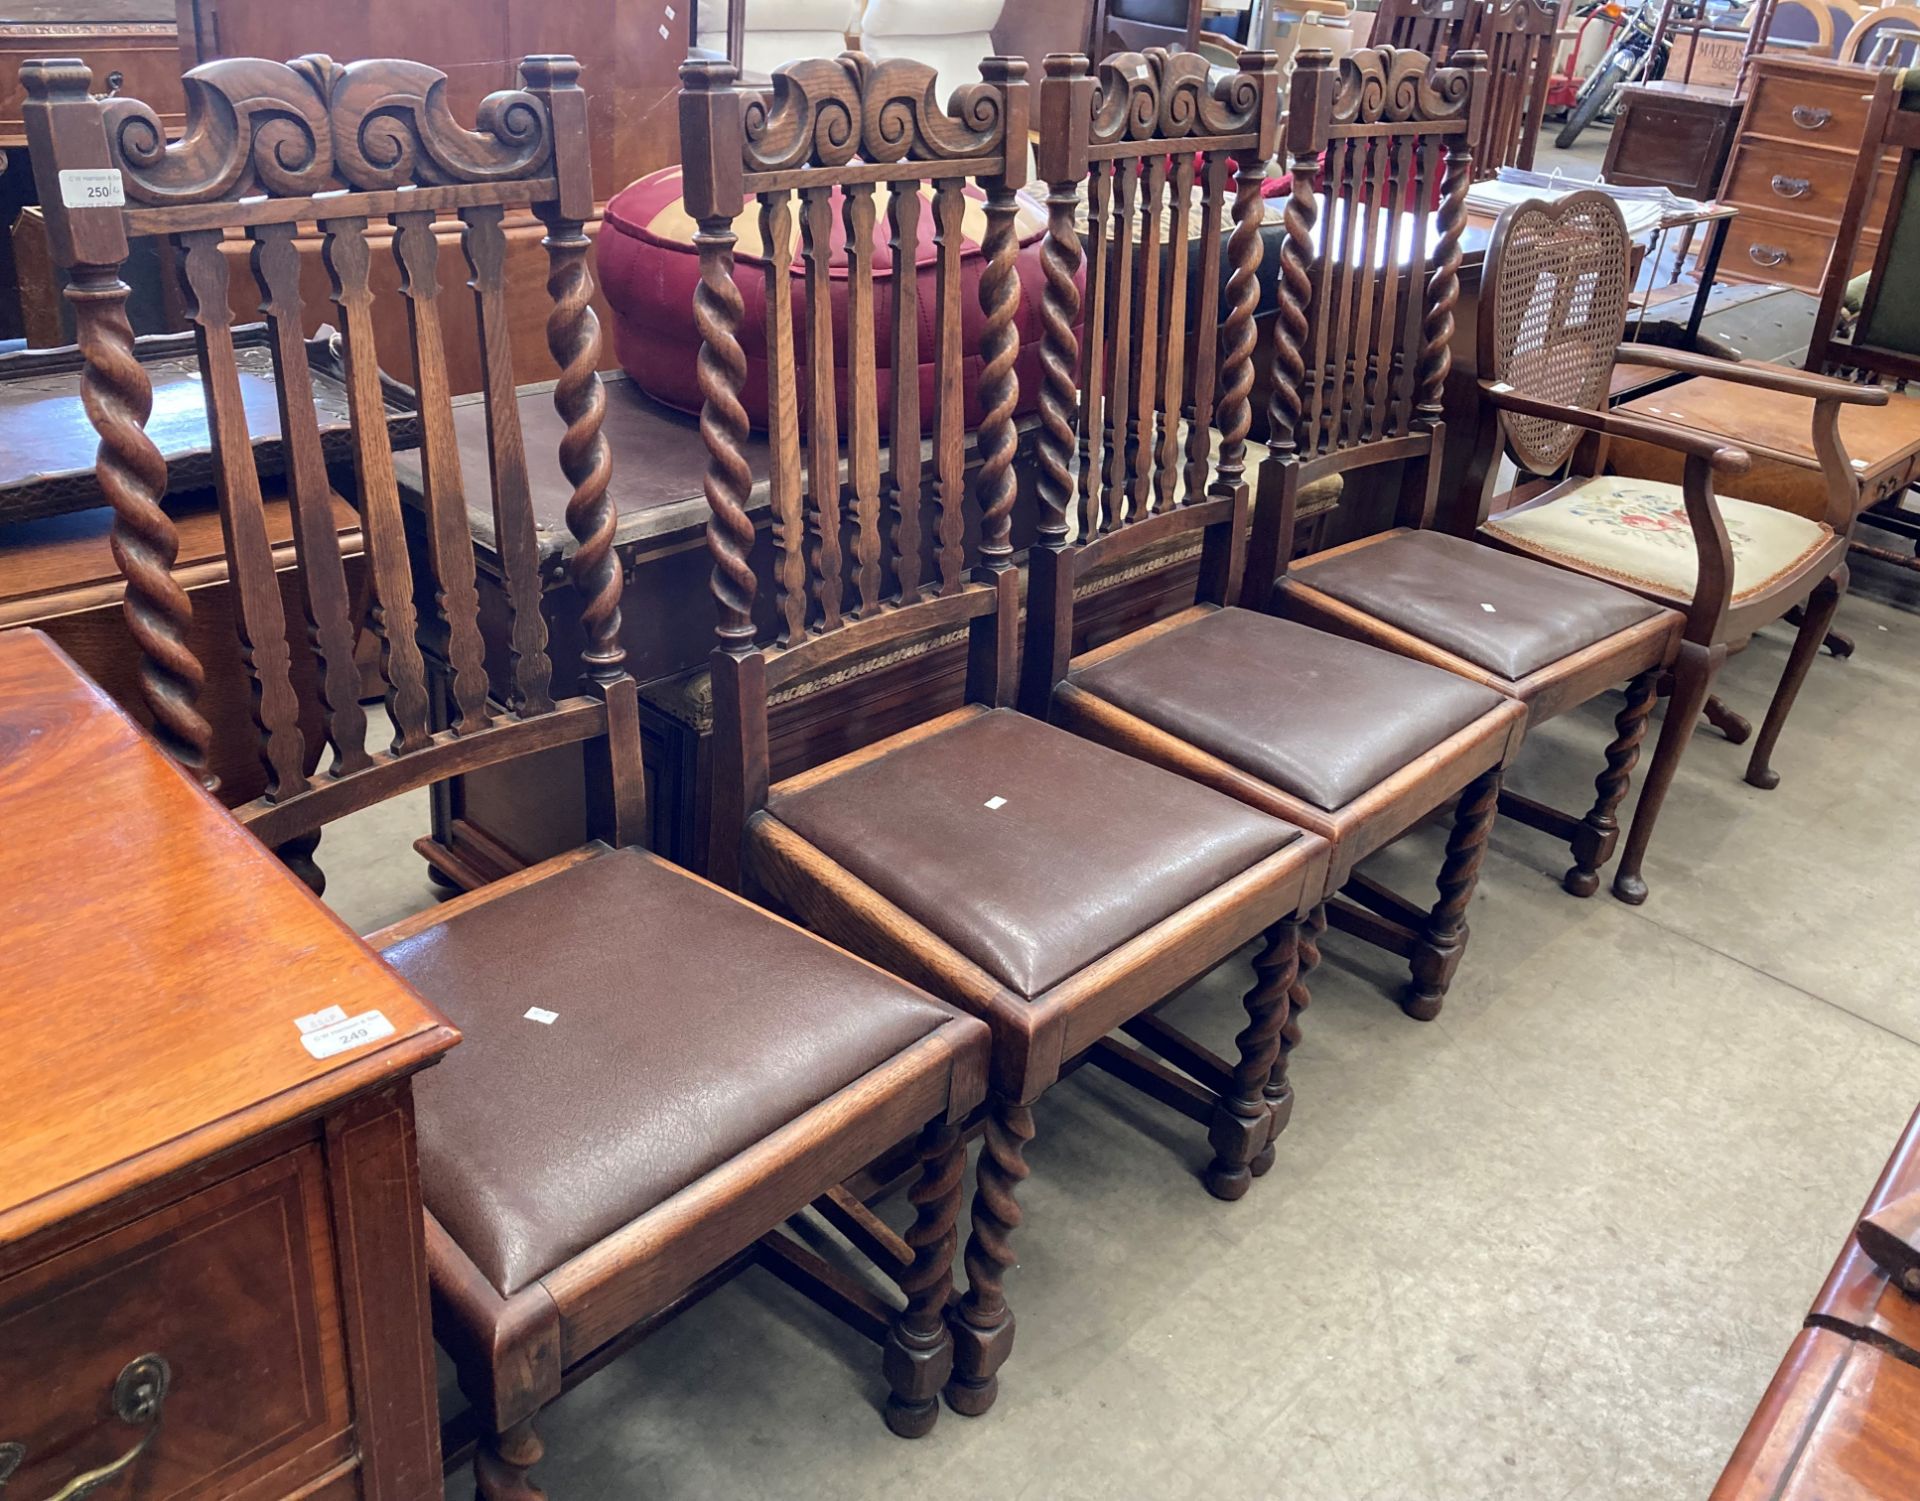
[1614, 639, 1722, 904]
[1746, 567, 1845, 791]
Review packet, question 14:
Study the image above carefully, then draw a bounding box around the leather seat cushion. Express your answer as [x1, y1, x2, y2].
[1072, 607, 1508, 813]
[1482, 476, 1833, 604]
[766, 707, 1302, 999]
[1293, 530, 1668, 680]
[385, 845, 954, 1297]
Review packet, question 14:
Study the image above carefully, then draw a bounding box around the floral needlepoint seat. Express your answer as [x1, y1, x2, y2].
[1482, 476, 1835, 605]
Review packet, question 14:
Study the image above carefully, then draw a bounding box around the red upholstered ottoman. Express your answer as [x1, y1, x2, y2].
[599, 168, 1052, 435]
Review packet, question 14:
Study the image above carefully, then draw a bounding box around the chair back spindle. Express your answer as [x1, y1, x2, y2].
[23, 52, 642, 883]
[680, 52, 1031, 889]
[1020, 47, 1281, 713]
[1244, 45, 1485, 596]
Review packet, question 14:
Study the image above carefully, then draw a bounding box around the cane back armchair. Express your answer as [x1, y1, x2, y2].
[25, 50, 991, 1496]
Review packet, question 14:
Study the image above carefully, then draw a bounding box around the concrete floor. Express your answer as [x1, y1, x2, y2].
[312, 551, 1920, 1501]
[305, 131, 1920, 1501]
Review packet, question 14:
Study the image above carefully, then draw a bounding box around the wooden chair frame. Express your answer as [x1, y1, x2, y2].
[1243, 46, 1481, 609]
[1022, 44, 1524, 1039]
[1803, 61, 1920, 573]
[1842, 4, 1920, 66]
[1456, 193, 1887, 896]
[1266, 187, 1685, 900]
[683, 48, 1328, 1419]
[1373, 0, 1558, 173]
[26, 49, 990, 1495]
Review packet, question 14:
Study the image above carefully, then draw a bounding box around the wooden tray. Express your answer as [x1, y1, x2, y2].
[0, 324, 420, 527]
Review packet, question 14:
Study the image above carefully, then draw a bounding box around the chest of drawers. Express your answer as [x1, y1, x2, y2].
[1715, 56, 1900, 294]
[0, 630, 459, 1500]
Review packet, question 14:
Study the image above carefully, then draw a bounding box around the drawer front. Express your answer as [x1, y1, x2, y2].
[1724, 140, 1866, 221]
[1717, 213, 1836, 292]
[0, 1149, 354, 1500]
[0, 25, 186, 147]
[1744, 70, 1875, 149]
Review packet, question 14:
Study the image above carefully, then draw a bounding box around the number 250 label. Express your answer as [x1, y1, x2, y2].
[58, 168, 125, 209]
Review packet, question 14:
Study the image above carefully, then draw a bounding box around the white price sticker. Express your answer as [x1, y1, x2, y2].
[295, 1004, 348, 1034]
[524, 1007, 559, 1025]
[301, 1009, 396, 1060]
[983, 795, 1008, 810]
[58, 168, 125, 209]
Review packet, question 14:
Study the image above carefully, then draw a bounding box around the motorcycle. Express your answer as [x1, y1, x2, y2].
[1553, 0, 1750, 150]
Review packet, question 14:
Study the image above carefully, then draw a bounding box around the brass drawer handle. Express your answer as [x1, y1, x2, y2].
[0, 1355, 169, 1501]
[1770, 173, 1812, 198]
[1748, 243, 1790, 267]
[1791, 104, 1832, 129]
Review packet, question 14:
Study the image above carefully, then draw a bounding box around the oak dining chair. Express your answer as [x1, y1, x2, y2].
[26, 50, 992, 1497]
[1021, 44, 1525, 1067]
[681, 50, 1330, 1419]
[1314, 192, 1880, 901]
[1263, 173, 1688, 903]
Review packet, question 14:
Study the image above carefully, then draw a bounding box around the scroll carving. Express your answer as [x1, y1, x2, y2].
[1089, 48, 1265, 146]
[103, 53, 552, 205]
[1329, 47, 1472, 125]
[740, 52, 1004, 172]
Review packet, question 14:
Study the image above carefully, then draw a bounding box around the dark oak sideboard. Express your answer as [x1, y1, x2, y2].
[0, 629, 459, 1500]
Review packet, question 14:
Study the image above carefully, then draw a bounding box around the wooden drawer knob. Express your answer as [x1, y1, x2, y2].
[2, 1354, 170, 1501]
[1791, 104, 1832, 130]
[1770, 174, 1812, 199]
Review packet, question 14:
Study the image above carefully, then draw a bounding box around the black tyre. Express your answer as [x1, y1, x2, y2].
[1555, 52, 1631, 149]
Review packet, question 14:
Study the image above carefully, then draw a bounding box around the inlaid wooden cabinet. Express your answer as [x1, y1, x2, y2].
[0, 629, 459, 1500]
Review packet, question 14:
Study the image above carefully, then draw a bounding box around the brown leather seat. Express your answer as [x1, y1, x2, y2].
[1291, 530, 1667, 681]
[1071, 606, 1509, 812]
[764, 707, 1303, 999]
[384, 845, 959, 1297]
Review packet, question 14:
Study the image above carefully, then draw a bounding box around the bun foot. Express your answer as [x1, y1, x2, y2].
[943, 1373, 999, 1418]
[1745, 766, 1781, 791]
[1562, 865, 1600, 898]
[1205, 1162, 1253, 1201]
[885, 1395, 940, 1439]
[1612, 871, 1649, 905]
[1400, 987, 1445, 1022]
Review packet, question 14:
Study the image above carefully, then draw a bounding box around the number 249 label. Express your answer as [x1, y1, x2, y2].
[300, 1009, 396, 1060]
[58, 168, 125, 209]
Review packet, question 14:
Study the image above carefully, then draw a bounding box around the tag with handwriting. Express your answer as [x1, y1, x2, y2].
[59, 168, 125, 208]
